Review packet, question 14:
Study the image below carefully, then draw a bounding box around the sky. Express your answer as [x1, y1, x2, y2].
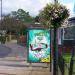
[0, 0, 75, 17]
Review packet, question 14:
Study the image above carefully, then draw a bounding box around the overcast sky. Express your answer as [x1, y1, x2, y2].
[0, 0, 75, 17]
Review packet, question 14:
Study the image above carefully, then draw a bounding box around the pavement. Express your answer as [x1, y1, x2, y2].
[0, 45, 11, 58]
[0, 42, 52, 75]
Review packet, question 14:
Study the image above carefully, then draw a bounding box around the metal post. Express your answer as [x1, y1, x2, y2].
[0, 0, 2, 30]
[53, 0, 58, 75]
[69, 46, 75, 75]
[53, 28, 58, 75]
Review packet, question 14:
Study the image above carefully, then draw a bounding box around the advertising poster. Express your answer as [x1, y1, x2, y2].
[28, 29, 51, 63]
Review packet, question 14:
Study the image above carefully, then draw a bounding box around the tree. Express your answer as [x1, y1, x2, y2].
[1, 14, 19, 34]
[11, 9, 35, 35]
[11, 9, 35, 23]
[35, 16, 39, 22]
[39, 3, 69, 75]
[1, 14, 27, 35]
[0, 9, 35, 35]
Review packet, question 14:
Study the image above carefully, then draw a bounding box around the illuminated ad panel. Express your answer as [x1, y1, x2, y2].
[28, 29, 51, 63]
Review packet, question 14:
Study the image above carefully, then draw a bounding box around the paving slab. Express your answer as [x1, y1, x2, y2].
[31, 63, 49, 67]
[31, 71, 51, 75]
[0, 66, 51, 75]
[0, 43, 52, 75]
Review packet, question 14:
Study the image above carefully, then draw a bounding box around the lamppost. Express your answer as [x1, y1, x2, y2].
[0, 0, 3, 44]
[53, 0, 58, 75]
[0, 0, 2, 30]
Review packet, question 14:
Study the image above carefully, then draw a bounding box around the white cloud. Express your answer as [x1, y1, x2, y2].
[2, 0, 33, 15]
[0, 0, 53, 16]
[61, 2, 75, 17]
[1, 0, 74, 17]
[38, 0, 52, 7]
[59, 0, 75, 17]
[31, 0, 53, 16]
[64, 3, 74, 14]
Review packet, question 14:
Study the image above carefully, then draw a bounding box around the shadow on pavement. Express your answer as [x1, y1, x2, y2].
[0, 44, 12, 58]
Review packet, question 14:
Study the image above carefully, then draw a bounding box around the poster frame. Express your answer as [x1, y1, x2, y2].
[27, 28, 51, 63]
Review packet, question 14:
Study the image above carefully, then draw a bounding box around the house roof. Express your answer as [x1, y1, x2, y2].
[68, 17, 75, 21]
[24, 23, 45, 29]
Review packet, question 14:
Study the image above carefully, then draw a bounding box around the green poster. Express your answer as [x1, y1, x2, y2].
[28, 29, 51, 63]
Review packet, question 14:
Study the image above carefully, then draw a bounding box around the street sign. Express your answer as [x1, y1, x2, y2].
[28, 29, 51, 63]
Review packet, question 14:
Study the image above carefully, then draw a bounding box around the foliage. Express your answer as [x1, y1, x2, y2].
[39, 3, 69, 28]
[35, 16, 39, 22]
[0, 36, 6, 44]
[39, 3, 69, 75]
[19, 24, 28, 35]
[1, 14, 19, 34]
[0, 9, 34, 35]
[11, 9, 35, 23]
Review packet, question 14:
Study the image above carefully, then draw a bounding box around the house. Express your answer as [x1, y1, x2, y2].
[58, 16, 75, 53]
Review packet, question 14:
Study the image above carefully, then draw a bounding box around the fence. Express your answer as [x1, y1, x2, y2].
[58, 45, 75, 75]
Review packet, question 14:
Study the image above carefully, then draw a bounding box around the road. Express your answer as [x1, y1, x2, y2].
[0, 43, 51, 75]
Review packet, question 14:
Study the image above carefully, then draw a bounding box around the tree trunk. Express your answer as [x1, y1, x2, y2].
[53, 28, 58, 75]
[9, 32, 12, 41]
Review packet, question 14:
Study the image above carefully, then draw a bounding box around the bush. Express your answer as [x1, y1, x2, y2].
[0, 36, 6, 44]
